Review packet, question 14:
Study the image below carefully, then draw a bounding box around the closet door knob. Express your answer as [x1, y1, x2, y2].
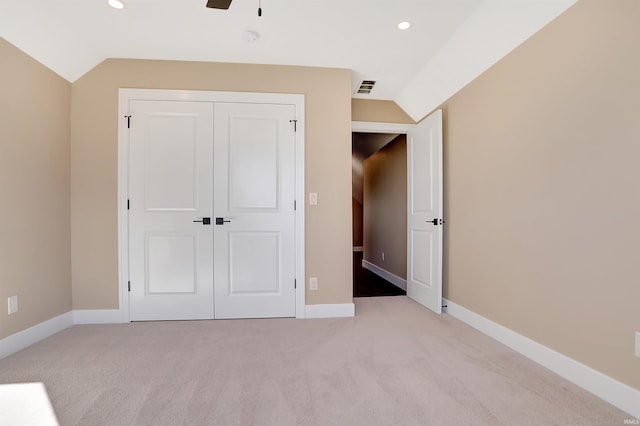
[193, 217, 211, 225]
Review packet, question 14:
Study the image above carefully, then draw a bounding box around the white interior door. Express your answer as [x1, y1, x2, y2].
[213, 103, 297, 319]
[407, 109, 443, 314]
[128, 100, 214, 321]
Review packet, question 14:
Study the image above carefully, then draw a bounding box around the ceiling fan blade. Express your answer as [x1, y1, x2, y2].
[206, 0, 232, 9]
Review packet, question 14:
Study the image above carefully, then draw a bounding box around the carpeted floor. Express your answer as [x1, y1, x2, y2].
[0, 297, 630, 425]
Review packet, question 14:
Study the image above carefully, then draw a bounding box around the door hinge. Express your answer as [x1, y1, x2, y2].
[289, 119, 297, 132]
[127, 199, 130, 210]
[294, 200, 296, 211]
[294, 279, 297, 289]
[128, 281, 131, 292]
[125, 115, 132, 129]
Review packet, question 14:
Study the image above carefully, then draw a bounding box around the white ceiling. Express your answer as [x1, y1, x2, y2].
[0, 0, 576, 121]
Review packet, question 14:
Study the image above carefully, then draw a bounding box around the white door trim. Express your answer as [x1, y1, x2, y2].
[352, 121, 415, 134]
[118, 88, 306, 321]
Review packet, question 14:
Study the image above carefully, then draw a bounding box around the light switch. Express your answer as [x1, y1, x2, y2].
[8, 296, 18, 315]
[309, 192, 318, 206]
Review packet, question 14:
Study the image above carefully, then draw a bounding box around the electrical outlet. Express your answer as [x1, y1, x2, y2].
[310, 277, 318, 291]
[635, 332, 640, 358]
[8, 296, 18, 315]
[309, 192, 318, 206]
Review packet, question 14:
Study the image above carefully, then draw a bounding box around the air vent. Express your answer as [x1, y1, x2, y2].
[356, 80, 377, 95]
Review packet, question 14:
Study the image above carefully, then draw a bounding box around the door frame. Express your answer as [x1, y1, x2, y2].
[117, 88, 306, 322]
[351, 120, 415, 294]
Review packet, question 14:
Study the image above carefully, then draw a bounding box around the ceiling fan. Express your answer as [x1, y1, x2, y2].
[207, 0, 263, 16]
[206, 0, 233, 9]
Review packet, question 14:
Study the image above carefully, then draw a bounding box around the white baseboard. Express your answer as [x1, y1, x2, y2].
[443, 298, 640, 420]
[305, 303, 355, 318]
[72, 309, 125, 324]
[362, 259, 407, 291]
[0, 312, 73, 359]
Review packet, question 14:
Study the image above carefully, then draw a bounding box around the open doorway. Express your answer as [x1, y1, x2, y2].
[352, 132, 407, 297]
[352, 114, 443, 313]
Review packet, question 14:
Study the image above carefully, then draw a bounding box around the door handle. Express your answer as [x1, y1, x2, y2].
[193, 217, 211, 225]
[215, 217, 231, 225]
[426, 218, 444, 225]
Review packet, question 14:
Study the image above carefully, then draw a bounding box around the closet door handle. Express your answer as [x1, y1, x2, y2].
[193, 217, 211, 225]
[215, 217, 231, 225]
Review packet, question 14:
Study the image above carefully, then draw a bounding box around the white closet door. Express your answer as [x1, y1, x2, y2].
[213, 102, 297, 319]
[128, 100, 214, 321]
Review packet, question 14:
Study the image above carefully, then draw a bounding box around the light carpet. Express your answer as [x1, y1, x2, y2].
[0, 297, 630, 425]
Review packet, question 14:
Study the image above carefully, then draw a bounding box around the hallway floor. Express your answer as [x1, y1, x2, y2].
[353, 251, 406, 297]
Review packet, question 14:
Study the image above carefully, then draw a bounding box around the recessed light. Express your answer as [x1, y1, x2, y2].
[108, 0, 125, 9]
[397, 21, 411, 30]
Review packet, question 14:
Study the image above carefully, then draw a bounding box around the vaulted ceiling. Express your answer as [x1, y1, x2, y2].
[0, 0, 576, 121]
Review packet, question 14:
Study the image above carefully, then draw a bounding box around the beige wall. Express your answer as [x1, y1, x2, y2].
[363, 136, 407, 279]
[352, 99, 415, 124]
[71, 59, 353, 308]
[0, 38, 72, 339]
[442, 0, 640, 390]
